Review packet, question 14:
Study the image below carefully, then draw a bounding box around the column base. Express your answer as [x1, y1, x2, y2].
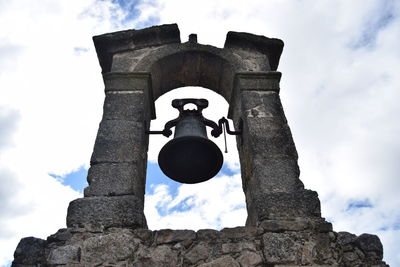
[246, 189, 321, 227]
[66, 195, 147, 230]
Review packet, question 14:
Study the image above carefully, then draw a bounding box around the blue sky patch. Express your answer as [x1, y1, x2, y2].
[217, 164, 238, 177]
[49, 166, 88, 193]
[145, 161, 240, 197]
[170, 196, 195, 211]
[379, 220, 400, 232]
[111, 0, 160, 27]
[351, 0, 395, 48]
[47, 161, 239, 196]
[146, 162, 181, 197]
[232, 203, 246, 211]
[112, 0, 140, 22]
[346, 199, 373, 211]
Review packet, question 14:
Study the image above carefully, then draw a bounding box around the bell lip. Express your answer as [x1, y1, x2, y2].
[158, 136, 224, 184]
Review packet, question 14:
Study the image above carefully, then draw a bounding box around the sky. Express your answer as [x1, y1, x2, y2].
[0, 0, 399, 266]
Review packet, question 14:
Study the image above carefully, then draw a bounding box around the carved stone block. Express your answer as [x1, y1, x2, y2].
[84, 162, 145, 198]
[90, 120, 146, 164]
[66, 195, 147, 230]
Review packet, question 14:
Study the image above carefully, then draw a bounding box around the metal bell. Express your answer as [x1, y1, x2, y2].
[147, 98, 241, 184]
[158, 99, 223, 184]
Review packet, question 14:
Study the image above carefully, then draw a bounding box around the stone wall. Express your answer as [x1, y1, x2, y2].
[13, 222, 388, 266]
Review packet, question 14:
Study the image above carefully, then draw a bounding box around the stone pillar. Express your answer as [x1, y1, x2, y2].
[229, 72, 321, 227]
[66, 72, 154, 230]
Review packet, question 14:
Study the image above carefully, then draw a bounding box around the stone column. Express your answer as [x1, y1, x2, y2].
[229, 72, 321, 227]
[66, 72, 154, 230]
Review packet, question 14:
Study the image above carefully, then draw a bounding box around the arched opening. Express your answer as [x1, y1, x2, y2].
[144, 86, 246, 230]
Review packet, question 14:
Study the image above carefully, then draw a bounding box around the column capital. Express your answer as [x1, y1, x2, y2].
[228, 71, 282, 119]
[234, 71, 282, 92]
[103, 72, 155, 119]
[103, 72, 152, 91]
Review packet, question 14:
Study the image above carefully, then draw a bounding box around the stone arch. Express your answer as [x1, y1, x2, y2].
[148, 50, 234, 101]
[66, 24, 322, 231]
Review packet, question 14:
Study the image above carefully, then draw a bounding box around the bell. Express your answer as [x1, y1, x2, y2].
[158, 99, 223, 184]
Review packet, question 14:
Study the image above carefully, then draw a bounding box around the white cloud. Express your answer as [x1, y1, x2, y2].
[1, 0, 399, 266]
[0, 0, 135, 265]
[145, 174, 246, 230]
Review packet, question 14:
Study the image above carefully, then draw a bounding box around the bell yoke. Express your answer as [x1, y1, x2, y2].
[147, 98, 241, 184]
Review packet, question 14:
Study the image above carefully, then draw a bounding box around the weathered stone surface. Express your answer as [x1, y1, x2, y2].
[81, 231, 137, 262]
[241, 91, 287, 122]
[103, 72, 151, 92]
[316, 221, 333, 233]
[244, 157, 303, 194]
[133, 228, 154, 245]
[90, 119, 146, 164]
[224, 31, 284, 71]
[13, 237, 46, 265]
[135, 245, 179, 266]
[112, 49, 154, 73]
[301, 241, 316, 265]
[337, 231, 357, 245]
[355, 233, 384, 260]
[235, 72, 281, 92]
[184, 242, 211, 265]
[155, 229, 196, 244]
[247, 190, 321, 225]
[337, 231, 357, 251]
[102, 91, 149, 122]
[259, 219, 310, 232]
[314, 233, 334, 264]
[198, 256, 240, 267]
[237, 251, 263, 266]
[47, 228, 74, 246]
[47, 244, 80, 265]
[221, 241, 256, 253]
[247, 127, 298, 160]
[343, 251, 360, 262]
[220, 226, 263, 240]
[274, 265, 337, 267]
[66, 195, 146, 229]
[197, 229, 221, 242]
[84, 162, 145, 198]
[262, 232, 303, 264]
[94, 23, 181, 73]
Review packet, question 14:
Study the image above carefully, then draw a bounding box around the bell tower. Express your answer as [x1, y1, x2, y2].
[68, 23, 319, 230]
[12, 24, 389, 267]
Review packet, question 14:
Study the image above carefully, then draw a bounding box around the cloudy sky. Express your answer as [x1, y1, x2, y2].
[0, 0, 399, 265]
